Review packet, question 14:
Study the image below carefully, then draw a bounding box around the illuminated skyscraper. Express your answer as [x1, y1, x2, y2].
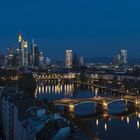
[21, 40, 28, 66]
[65, 50, 72, 68]
[31, 39, 39, 67]
[18, 32, 22, 44]
[18, 32, 23, 66]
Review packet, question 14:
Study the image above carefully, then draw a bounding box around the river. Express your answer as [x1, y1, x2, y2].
[35, 82, 140, 140]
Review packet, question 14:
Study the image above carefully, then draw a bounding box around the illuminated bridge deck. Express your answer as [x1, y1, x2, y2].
[53, 95, 140, 107]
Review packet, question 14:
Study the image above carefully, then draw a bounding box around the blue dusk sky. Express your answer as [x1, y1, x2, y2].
[0, 0, 140, 59]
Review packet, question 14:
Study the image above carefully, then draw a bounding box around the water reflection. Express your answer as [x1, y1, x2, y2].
[37, 84, 74, 96]
[104, 123, 107, 131]
[126, 117, 129, 124]
[96, 119, 99, 126]
[36, 82, 140, 140]
[137, 121, 140, 129]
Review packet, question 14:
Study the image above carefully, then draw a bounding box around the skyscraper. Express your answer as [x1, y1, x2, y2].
[113, 49, 128, 65]
[79, 56, 84, 66]
[31, 39, 39, 67]
[120, 49, 128, 64]
[21, 40, 28, 66]
[7, 47, 14, 67]
[39, 51, 44, 67]
[18, 32, 22, 44]
[65, 50, 72, 68]
[0, 52, 5, 67]
[18, 32, 23, 66]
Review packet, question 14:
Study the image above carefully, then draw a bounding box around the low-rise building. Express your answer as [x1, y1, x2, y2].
[1, 87, 70, 140]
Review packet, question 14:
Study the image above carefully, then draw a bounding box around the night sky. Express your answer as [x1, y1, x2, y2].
[0, 0, 140, 59]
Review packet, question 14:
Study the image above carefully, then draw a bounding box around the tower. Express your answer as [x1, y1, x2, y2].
[18, 32, 22, 44]
[120, 49, 128, 64]
[31, 39, 39, 67]
[18, 31, 23, 66]
[21, 40, 28, 66]
[65, 50, 72, 68]
[73, 52, 79, 70]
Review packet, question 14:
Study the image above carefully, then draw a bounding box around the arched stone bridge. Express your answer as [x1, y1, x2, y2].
[53, 95, 140, 112]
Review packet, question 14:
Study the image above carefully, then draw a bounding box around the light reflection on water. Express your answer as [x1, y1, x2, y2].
[36, 83, 140, 140]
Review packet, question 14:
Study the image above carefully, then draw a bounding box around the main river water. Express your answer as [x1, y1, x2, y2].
[35, 82, 140, 140]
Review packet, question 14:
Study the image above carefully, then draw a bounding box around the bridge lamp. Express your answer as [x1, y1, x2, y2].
[103, 101, 108, 107]
[135, 99, 138, 105]
[69, 103, 74, 113]
[121, 98, 124, 101]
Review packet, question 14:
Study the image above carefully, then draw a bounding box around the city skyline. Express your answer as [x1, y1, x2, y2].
[1, 0, 140, 58]
[0, 31, 134, 60]
[1, 1, 140, 140]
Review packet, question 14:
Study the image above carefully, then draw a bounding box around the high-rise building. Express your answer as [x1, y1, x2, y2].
[21, 40, 28, 66]
[79, 56, 84, 66]
[18, 32, 23, 66]
[120, 49, 128, 64]
[45, 57, 51, 66]
[17, 32, 29, 67]
[18, 32, 22, 45]
[31, 39, 39, 67]
[113, 49, 128, 65]
[0, 53, 6, 67]
[7, 47, 14, 67]
[113, 54, 121, 65]
[65, 50, 72, 68]
[39, 51, 44, 67]
[13, 48, 21, 67]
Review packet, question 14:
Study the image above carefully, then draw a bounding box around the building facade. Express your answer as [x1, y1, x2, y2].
[31, 39, 39, 67]
[120, 49, 128, 64]
[21, 41, 28, 66]
[65, 50, 72, 68]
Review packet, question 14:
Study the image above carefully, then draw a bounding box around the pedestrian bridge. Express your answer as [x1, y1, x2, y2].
[53, 95, 140, 112]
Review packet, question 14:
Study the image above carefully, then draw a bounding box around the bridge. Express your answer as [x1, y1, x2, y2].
[53, 95, 140, 113]
[33, 72, 76, 80]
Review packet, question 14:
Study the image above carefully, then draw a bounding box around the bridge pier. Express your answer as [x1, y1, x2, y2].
[103, 100, 108, 111]
[135, 99, 140, 108]
[69, 102, 75, 113]
[123, 99, 140, 111]
[95, 101, 108, 115]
